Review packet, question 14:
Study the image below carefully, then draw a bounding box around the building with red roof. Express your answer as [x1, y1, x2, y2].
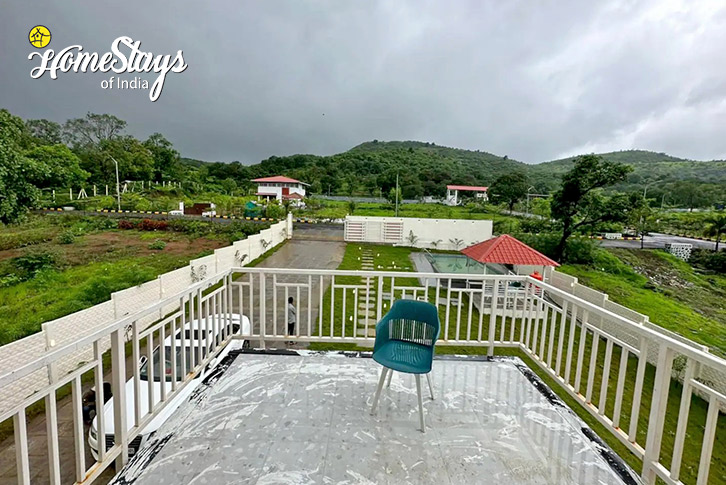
[251, 175, 308, 204]
[445, 184, 488, 206]
[461, 234, 558, 278]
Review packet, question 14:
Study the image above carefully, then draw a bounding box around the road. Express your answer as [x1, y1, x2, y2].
[599, 232, 721, 251]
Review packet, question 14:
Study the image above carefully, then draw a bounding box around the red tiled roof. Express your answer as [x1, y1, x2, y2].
[282, 193, 304, 200]
[446, 185, 488, 192]
[252, 175, 308, 185]
[461, 234, 559, 266]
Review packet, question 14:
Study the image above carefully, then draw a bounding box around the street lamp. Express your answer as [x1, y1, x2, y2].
[109, 156, 121, 211]
[526, 186, 536, 215]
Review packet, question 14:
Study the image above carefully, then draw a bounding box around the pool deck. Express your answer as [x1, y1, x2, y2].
[110, 351, 639, 485]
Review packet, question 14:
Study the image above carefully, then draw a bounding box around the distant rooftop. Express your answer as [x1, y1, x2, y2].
[110, 351, 636, 484]
[252, 175, 308, 185]
[446, 184, 488, 192]
[461, 234, 560, 267]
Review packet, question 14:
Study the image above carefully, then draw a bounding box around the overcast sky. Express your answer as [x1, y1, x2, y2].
[2, 1, 725, 164]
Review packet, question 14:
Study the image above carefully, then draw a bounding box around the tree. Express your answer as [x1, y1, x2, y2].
[386, 187, 402, 206]
[551, 154, 634, 261]
[78, 136, 154, 183]
[347, 199, 357, 215]
[489, 172, 529, 211]
[25, 119, 63, 145]
[627, 193, 656, 249]
[63, 113, 126, 147]
[705, 212, 726, 251]
[0, 110, 88, 223]
[144, 133, 180, 182]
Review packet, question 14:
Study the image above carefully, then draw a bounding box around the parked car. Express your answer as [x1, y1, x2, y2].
[88, 314, 250, 459]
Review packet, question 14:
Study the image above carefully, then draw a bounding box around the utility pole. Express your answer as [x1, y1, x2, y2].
[395, 172, 400, 217]
[110, 156, 121, 210]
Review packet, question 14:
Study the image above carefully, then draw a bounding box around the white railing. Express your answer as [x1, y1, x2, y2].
[0, 267, 724, 484]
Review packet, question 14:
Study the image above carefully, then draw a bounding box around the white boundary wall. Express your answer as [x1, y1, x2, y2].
[0, 214, 292, 410]
[344, 215, 493, 250]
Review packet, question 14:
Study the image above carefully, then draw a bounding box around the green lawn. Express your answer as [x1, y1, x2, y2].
[310, 242, 726, 484]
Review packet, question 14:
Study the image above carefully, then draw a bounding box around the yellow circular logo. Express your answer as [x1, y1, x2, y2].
[28, 25, 51, 48]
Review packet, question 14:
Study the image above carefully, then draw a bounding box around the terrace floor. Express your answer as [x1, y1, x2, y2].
[111, 351, 639, 485]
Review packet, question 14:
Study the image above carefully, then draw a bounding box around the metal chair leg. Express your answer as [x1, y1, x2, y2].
[386, 369, 393, 388]
[371, 367, 388, 415]
[415, 374, 425, 432]
[426, 372, 434, 400]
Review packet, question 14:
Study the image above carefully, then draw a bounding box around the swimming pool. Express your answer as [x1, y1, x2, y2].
[425, 253, 508, 275]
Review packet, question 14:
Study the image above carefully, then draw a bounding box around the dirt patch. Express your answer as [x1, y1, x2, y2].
[0, 231, 227, 267]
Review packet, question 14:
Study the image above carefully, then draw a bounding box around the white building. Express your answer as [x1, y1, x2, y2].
[445, 184, 488, 206]
[252, 176, 308, 205]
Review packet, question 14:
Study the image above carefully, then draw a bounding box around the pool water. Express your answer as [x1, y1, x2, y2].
[426, 253, 508, 275]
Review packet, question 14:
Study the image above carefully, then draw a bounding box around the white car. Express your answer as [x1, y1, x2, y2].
[88, 314, 250, 459]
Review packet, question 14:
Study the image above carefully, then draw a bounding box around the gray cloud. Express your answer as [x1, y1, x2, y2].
[1, 0, 725, 164]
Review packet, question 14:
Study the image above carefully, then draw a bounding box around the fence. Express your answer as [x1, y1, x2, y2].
[1, 262, 725, 484]
[0, 214, 292, 415]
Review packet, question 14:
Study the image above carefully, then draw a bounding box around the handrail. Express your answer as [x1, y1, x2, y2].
[526, 276, 726, 374]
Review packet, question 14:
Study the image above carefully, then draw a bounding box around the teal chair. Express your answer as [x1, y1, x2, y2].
[370, 299, 440, 432]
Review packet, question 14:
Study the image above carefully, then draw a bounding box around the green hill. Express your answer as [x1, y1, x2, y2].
[184, 143, 726, 206]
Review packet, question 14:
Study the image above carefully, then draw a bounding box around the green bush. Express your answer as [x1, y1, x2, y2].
[0, 228, 53, 251]
[148, 240, 167, 250]
[57, 230, 77, 244]
[690, 249, 726, 273]
[12, 250, 58, 278]
[513, 232, 597, 265]
[265, 202, 286, 220]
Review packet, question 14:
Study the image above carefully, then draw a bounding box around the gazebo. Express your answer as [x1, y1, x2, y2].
[461, 234, 559, 278]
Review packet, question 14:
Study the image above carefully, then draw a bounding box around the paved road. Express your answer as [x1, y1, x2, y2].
[36, 209, 274, 225]
[599, 233, 721, 251]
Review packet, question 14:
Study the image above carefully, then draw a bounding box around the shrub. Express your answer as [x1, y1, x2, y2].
[12, 250, 58, 277]
[118, 219, 137, 230]
[265, 202, 286, 220]
[148, 240, 167, 250]
[690, 249, 726, 273]
[137, 219, 168, 231]
[57, 230, 77, 244]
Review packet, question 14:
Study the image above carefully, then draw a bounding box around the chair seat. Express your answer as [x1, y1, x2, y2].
[372, 340, 434, 374]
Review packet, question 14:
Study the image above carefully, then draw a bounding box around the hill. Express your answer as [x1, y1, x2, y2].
[530, 150, 726, 189]
[183, 143, 726, 206]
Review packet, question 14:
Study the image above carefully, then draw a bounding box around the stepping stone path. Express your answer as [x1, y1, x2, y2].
[357, 248, 377, 337]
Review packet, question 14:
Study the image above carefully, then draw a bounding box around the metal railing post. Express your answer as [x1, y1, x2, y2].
[487, 279, 500, 357]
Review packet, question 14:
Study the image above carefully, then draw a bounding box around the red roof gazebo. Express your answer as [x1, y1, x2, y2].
[461, 234, 559, 267]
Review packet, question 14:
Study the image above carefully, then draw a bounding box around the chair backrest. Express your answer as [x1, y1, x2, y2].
[379, 299, 440, 348]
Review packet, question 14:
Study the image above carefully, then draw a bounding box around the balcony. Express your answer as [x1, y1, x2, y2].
[1, 267, 725, 484]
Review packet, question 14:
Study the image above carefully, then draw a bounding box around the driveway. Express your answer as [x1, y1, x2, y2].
[599, 232, 721, 251]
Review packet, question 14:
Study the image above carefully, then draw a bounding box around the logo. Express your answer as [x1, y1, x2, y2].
[29, 25, 51, 48]
[28, 35, 187, 102]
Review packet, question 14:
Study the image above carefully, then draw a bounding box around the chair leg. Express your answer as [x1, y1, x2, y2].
[426, 372, 434, 400]
[415, 374, 425, 433]
[371, 367, 388, 415]
[386, 369, 393, 388]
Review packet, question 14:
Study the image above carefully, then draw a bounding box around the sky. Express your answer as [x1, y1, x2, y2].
[2, 0, 726, 164]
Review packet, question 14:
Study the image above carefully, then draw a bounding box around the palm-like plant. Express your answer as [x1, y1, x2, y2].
[705, 212, 726, 251]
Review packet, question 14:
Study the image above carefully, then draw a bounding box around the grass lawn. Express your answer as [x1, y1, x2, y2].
[310, 242, 726, 484]
[560, 248, 726, 356]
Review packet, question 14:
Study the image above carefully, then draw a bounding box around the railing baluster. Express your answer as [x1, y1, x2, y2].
[171, 315, 178, 392]
[641, 345, 674, 484]
[94, 340, 106, 462]
[180, 296, 187, 377]
[147, 329, 154, 414]
[45, 389, 61, 485]
[273, 275, 278, 336]
[598, 339, 613, 413]
[479, 282, 487, 342]
[487, 279, 499, 355]
[555, 301, 569, 375]
[546, 306, 557, 367]
[330, 275, 335, 337]
[696, 394, 719, 485]
[319, 275, 324, 336]
[444, 280, 451, 341]
[585, 330, 599, 403]
[455, 290, 463, 341]
[629, 337, 648, 443]
[538, 303, 549, 359]
[296, 286, 301, 338]
[196, 288, 203, 365]
[71, 375, 85, 482]
[466, 289, 473, 341]
[133, 320, 141, 427]
[308, 275, 313, 337]
[670, 359, 696, 481]
[574, 313, 589, 394]
[564, 305, 578, 384]
[111, 328, 128, 467]
[612, 348, 629, 430]
[342, 287, 347, 338]
[13, 409, 30, 485]
[259, 274, 266, 347]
